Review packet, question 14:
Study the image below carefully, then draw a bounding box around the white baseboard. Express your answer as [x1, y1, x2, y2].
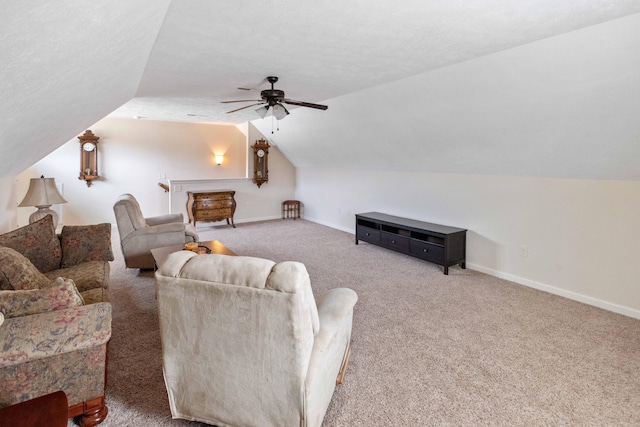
[467, 262, 640, 320]
[234, 215, 282, 224]
[304, 216, 352, 233]
[197, 216, 640, 321]
[193, 215, 282, 229]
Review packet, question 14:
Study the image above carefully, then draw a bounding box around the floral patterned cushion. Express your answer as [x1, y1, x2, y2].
[0, 247, 51, 291]
[0, 278, 84, 319]
[0, 215, 62, 273]
[44, 261, 109, 294]
[60, 223, 114, 268]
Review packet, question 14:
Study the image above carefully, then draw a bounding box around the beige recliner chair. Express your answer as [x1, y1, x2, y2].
[113, 194, 198, 269]
[155, 251, 358, 427]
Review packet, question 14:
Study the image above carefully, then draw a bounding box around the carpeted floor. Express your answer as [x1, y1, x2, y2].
[76, 219, 640, 426]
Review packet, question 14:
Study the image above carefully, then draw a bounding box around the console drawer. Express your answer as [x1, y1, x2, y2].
[410, 239, 444, 263]
[356, 225, 380, 244]
[196, 208, 231, 220]
[381, 231, 409, 252]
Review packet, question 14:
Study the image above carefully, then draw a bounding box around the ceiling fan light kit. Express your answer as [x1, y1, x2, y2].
[272, 103, 289, 120]
[256, 105, 269, 119]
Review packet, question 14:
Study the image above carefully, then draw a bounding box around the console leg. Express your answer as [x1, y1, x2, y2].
[444, 266, 449, 275]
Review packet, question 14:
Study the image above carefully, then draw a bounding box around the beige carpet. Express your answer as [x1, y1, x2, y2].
[76, 219, 640, 426]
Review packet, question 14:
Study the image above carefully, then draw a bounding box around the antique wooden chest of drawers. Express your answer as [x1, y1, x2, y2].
[186, 190, 236, 228]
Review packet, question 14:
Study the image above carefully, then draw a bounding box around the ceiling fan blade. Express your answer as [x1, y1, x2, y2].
[221, 99, 262, 104]
[283, 98, 328, 110]
[237, 77, 270, 91]
[225, 102, 265, 114]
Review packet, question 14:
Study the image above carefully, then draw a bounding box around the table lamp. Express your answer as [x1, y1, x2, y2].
[18, 176, 68, 228]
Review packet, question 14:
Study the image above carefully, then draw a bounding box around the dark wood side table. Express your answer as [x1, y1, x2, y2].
[0, 391, 68, 427]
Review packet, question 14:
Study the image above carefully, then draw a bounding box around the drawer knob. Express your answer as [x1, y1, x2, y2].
[423, 249, 428, 252]
[391, 240, 396, 244]
[365, 233, 370, 236]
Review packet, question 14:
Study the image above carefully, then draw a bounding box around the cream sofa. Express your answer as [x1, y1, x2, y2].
[155, 251, 358, 427]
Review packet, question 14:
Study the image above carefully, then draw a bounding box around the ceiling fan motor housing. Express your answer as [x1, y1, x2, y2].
[261, 89, 285, 105]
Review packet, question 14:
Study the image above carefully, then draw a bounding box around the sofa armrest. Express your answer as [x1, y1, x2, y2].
[304, 288, 357, 423]
[121, 222, 189, 250]
[313, 288, 358, 347]
[0, 302, 111, 369]
[145, 213, 184, 226]
[128, 222, 187, 238]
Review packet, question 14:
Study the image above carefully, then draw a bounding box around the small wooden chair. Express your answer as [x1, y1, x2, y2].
[282, 200, 301, 219]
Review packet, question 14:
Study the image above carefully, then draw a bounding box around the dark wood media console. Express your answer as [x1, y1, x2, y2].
[355, 212, 467, 275]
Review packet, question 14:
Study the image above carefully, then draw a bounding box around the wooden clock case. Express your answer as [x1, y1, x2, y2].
[251, 139, 270, 188]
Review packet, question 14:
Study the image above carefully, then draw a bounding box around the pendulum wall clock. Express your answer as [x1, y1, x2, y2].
[251, 139, 270, 188]
[78, 130, 99, 187]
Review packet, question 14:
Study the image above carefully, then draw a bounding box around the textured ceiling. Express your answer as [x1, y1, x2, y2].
[2, 1, 640, 180]
[0, 0, 171, 177]
[110, 0, 640, 124]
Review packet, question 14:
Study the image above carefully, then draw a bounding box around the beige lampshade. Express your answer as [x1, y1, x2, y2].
[19, 176, 67, 207]
[18, 176, 67, 228]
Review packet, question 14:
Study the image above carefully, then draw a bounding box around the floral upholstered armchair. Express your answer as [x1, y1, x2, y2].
[0, 216, 113, 426]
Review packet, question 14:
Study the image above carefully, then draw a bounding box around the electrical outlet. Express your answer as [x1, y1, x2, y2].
[173, 184, 182, 192]
[159, 172, 166, 179]
[520, 245, 528, 257]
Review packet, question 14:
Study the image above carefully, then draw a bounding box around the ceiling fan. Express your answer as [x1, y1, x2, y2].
[222, 76, 328, 120]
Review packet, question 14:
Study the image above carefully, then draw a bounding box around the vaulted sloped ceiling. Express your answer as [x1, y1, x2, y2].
[0, 0, 171, 177]
[2, 1, 640, 179]
[253, 13, 640, 180]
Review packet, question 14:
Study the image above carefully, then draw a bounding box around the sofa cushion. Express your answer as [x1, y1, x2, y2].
[44, 261, 109, 294]
[79, 287, 109, 305]
[0, 216, 62, 273]
[0, 278, 84, 319]
[0, 247, 51, 291]
[60, 223, 114, 268]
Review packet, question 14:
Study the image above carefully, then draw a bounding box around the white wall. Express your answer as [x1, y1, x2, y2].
[169, 124, 296, 224]
[297, 168, 640, 318]
[16, 118, 295, 227]
[0, 176, 18, 233]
